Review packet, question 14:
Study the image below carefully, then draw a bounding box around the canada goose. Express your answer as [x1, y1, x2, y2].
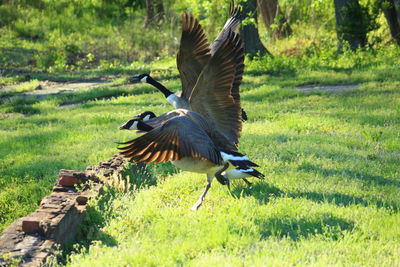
[121, 110, 255, 185]
[119, 31, 262, 209]
[129, 2, 247, 140]
[119, 111, 156, 131]
[118, 109, 263, 210]
[132, 31, 243, 147]
[121, 110, 254, 186]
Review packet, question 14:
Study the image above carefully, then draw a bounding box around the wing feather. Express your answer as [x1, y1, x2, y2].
[118, 116, 223, 165]
[189, 31, 243, 145]
[177, 3, 243, 103]
[177, 13, 211, 100]
[210, 1, 241, 55]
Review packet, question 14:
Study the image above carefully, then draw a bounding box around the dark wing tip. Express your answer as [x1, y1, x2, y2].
[241, 109, 248, 121]
[229, 1, 241, 19]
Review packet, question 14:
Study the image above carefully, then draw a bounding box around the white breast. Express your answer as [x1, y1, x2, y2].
[173, 157, 223, 175]
[166, 94, 190, 109]
[223, 168, 253, 179]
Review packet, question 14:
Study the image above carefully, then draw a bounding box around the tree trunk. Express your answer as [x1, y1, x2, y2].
[257, 0, 292, 39]
[145, 0, 155, 27]
[239, 0, 272, 57]
[382, 0, 400, 44]
[334, 0, 368, 50]
[155, 0, 164, 23]
[394, 0, 400, 19]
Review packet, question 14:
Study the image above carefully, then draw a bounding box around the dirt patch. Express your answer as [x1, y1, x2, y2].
[1, 80, 110, 99]
[25, 81, 109, 99]
[296, 84, 359, 93]
[57, 102, 84, 110]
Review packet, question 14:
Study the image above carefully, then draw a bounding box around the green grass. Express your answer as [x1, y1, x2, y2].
[65, 76, 400, 265]
[12, 79, 40, 93]
[0, 49, 400, 265]
[0, 79, 40, 98]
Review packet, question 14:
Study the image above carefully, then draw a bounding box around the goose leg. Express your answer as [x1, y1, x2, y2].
[223, 178, 238, 199]
[215, 162, 230, 188]
[191, 182, 211, 210]
[215, 163, 236, 198]
[242, 178, 252, 187]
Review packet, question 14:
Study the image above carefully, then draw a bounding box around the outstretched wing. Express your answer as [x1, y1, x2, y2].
[211, 2, 244, 117]
[118, 116, 223, 165]
[210, 1, 241, 55]
[177, 4, 242, 101]
[189, 31, 242, 145]
[227, 32, 244, 116]
[177, 13, 211, 101]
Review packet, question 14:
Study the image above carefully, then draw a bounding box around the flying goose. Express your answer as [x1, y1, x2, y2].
[119, 31, 262, 209]
[132, 30, 244, 146]
[118, 109, 263, 210]
[129, 2, 246, 142]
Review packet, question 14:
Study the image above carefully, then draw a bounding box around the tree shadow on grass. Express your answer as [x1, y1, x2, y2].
[256, 214, 354, 241]
[297, 163, 400, 188]
[242, 133, 368, 163]
[231, 179, 399, 213]
[230, 183, 355, 241]
[231, 182, 283, 204]
[287, 190, 399, 212]
[0, 47, 37, 68]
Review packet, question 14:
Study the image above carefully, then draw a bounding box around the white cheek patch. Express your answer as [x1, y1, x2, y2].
[130, 121, 138, 130]
[166, 94, 180, 108]
[143, 114, 150, 121]
[140, 76, 148, 83]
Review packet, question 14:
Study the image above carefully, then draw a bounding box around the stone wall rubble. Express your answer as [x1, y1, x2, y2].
[0, 154, 127, 266]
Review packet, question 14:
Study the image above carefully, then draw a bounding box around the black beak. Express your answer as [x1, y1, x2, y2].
[128, 75, 141, 84]
[119, 122, 130, 130]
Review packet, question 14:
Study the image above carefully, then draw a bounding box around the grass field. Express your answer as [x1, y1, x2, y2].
[1, 48, 400, 265]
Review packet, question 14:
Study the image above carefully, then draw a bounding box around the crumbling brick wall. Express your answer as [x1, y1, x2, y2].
[0, 154, 127, 266]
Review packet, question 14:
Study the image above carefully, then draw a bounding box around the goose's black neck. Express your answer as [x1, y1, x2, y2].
[147, 76, 173, 98]
[137, 121, 154, 132]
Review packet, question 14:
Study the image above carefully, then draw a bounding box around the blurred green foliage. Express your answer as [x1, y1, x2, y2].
[0, 0, 393, 73]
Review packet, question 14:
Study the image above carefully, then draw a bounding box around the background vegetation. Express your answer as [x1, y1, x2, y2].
[0, 0, 399, 265]
[0, 0, 395, 73]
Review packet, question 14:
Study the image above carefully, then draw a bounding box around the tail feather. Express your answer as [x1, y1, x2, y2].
[224, 168, 264, 180]
[238, 168, 264, 179]
[220, 150, 259, 168]
[228, 160, 259, 168]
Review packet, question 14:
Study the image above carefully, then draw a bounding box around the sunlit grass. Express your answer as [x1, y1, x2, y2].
[64, 66, 399, 265]
[13, 79, 40, 93]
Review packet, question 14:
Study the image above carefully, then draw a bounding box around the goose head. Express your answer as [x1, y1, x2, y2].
[129, 73, 150, 84]
[119, 118, 154, 132]
[119, 118, 140, 130]
[134, 111, 156, 121]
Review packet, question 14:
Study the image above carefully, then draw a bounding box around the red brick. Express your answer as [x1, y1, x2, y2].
[58, 176, 79, 186]
[76, 195, 89, 205]
[22, 219, 40, 233]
